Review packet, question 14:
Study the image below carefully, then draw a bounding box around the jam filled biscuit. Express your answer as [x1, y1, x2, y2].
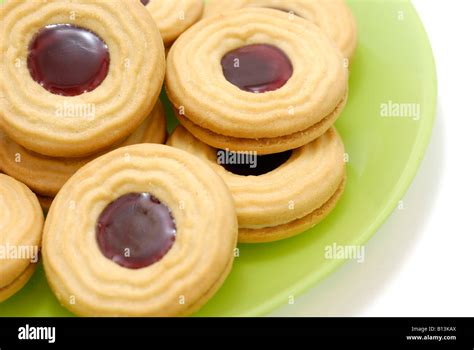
[166, 8, 348, 155]
[168, 126, 346, 243]
[0, 101, 167, 198]
[43, 144, 238, 316]
[0, 0, 165, 157]
[203, 0, 357, 60]
[0, 174, 43, 302]
[140, 0, 204, 46]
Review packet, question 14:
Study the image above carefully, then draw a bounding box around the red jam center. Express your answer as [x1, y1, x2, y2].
[218, 150, 292, 176]
[96, 193, 176, 269]
[27, 24, 110, 96]
[221, 44, 293, 93]
[140, 0, 150, 5]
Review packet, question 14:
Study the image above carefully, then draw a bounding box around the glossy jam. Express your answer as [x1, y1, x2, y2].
[221, 44, 293, 93]
[27, 24, 110, 96]
[96, 193, 176, 269]
[218, 150, 292, 176]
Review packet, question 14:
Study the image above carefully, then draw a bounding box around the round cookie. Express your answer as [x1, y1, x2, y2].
[43, 144, 238, 316]
[175, 91, 347, 155]
[0, 174, 43, 302]
[0, 263, 37, 303]
[204, 0, 357, 60]
[140, 0, 204, 46]
[0, 0, 165, 157]
[0, 101, 167, 197]
[166, 8, 348, 155]
[167, 126, 346, 243]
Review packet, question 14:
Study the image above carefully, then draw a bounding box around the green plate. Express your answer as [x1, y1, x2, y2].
[0, 0, 436, 316]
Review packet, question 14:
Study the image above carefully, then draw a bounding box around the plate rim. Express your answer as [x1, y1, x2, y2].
[0, 0, 438, 317]
[241, 0, 438, 317]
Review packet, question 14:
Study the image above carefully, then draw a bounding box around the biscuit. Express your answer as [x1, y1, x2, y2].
[203, 0, 358, 60]
[141, 0, 204, 46]
[42, 144, 238, 316]
[0, 174, 43, 302]
[167, 126, 346, 243]
[0, 263, 37, 303]
[175, 91, 347, 154]
[0, 0, 165, 157]
[0, 101, 167, 197]
[166, 8, 348, 154]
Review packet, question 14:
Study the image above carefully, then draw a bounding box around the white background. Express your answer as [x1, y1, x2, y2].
[271, 0, 474, 316]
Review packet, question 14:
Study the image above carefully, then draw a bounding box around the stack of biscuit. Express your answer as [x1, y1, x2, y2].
[166, 0, 357, 243]
[0, 174, 43, 303]
[0, 0, 357, 315]
[0, 0, 171, 211]
[0, 103, 167, 211]
[0, 0, 174, 309]
[0, 0, 207, 210]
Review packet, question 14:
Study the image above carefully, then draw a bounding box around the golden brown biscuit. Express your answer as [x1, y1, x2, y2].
[175, 92, 347, 154]
[204, 0, 357, 60]
[0, 174, 43, 302]
[0, 101, 167, 197]
[140, 0, 204, 46]
[166, 8, 348, 154]
[168, 126, 346, 243]
[0, 263, 37, 303]
[43, 144, 238, 316]
[0, 0, 165, 157]
[239, 177, 346, 243]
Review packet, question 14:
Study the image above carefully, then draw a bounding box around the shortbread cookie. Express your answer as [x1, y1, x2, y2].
[0, 0, 165, 157]
[43, 144, 238, 316]
[0, 263, 37, 303]
[168, 126, 346, 243]
[175, 91, 347, 155]
[166, 8, 348, 154]
[203, 0, 357, 60]
[140, 0, 204, 46]
[0, 174, 43, 302]
[0, 101, 167, 197]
